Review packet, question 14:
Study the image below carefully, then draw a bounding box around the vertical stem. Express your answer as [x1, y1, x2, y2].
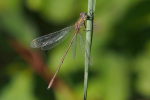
[84, 0, 96, 100]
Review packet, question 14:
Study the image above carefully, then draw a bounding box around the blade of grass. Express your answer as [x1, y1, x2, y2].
[84, 0, 96, 100]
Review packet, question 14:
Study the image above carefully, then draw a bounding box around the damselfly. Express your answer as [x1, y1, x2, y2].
[30, 12, 93, 89]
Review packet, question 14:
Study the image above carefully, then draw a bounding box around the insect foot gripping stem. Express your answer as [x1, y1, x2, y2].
[86, 10, 94, 20]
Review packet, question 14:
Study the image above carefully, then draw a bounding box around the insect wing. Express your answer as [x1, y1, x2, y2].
[72, 34, 77, 60]
[30, 25, 75, 50]
[79, 32, 93, 65]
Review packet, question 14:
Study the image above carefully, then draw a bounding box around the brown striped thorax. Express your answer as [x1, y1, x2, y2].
[75, 12, 89, 29]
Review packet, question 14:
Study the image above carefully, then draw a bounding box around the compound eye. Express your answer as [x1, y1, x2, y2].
[80, 12, 83, 16]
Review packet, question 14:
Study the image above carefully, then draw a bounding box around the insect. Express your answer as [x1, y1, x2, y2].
[30, 12, 93, 89]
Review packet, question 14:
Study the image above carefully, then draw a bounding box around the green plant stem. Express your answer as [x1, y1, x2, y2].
[84, 0, 96, 100]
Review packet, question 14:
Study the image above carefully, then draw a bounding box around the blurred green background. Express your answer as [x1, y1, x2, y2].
[0, 0, 150, 100]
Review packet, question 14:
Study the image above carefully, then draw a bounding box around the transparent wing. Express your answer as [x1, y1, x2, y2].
[79, 32, 93, 65]
[30, 25, 75, 50]
[72, 34, 77, 60]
